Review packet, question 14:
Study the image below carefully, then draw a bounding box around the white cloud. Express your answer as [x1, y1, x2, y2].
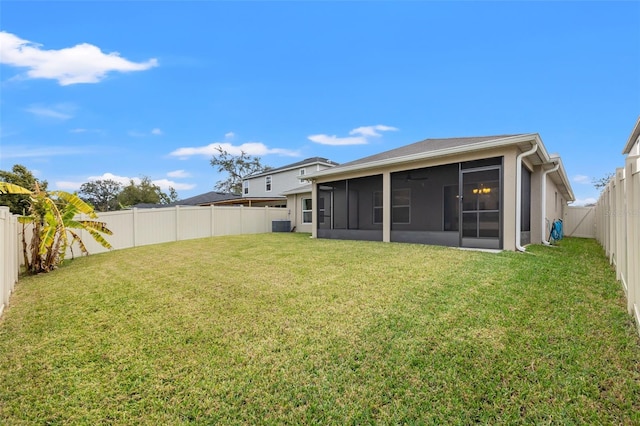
[55, 181, 84, 191]
[571, 197, 597, 207]
[56, 173, 195, 192]
[170, 141, 300, 159]
[167, 169, 191, 178]
[309, 124, 398, 146]
[152, 179, 195, 191]
[307, 134, 368, 146]
[224, 132, 235, 139]
[25, 104, 74, 120]
[0, 31, 158, 86]
[70, 128, 103, 134]
[1, 145, 92, 159]
[573, 175, 591, 184]
[129, 128, 163, 137]
[87, 173, 138, 186]
[350, 125, 399, 137]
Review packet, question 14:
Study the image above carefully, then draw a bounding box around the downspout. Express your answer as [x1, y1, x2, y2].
[541, 160, 560, 245]
[516, 143, 539, 252]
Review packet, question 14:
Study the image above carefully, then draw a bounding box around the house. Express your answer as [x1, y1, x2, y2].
[302, 134, 574, 251]
[241, 157, 337, 218]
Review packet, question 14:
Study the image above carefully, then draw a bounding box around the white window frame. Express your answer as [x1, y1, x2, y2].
[392, 188, 411, 224]
[265, 176, 272, 192]
[372, 191, 383, 224]
[243, 180, 249, 195]
[302, 198, 312, 224]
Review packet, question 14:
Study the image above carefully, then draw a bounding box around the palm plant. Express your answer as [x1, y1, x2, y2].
[0, 181, 112, 273]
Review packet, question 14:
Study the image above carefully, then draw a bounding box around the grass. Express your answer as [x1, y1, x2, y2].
[0, 234, 639, 424]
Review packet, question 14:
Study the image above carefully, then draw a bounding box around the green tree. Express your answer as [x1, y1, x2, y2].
[210, 146, 270, 194]
[0, 182, 112, 274]
[0, 164, 48, 215]
[79, 179, 122, 212]
[117, 176, 177, 207]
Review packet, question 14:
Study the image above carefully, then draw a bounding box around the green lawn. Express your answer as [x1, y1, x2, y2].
[1, 235, 639, 424]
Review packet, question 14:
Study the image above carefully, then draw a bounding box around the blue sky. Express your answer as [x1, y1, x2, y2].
[1, 1, 638, 205]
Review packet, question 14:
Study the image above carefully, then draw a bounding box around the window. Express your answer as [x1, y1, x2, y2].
[392, 189, 411, 224]
[243, 181, 249, 195]
[265, 176, 272, 192]
[521, 165, 531, 232]
[302, 198, 312, 223]
[299, 168, 306, 176]
[298, 168, 307, 184]
[373, 191, 383, 224]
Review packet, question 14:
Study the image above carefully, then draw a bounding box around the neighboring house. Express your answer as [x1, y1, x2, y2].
[303, 134, 574, 251]
[241, 157, 338, 222]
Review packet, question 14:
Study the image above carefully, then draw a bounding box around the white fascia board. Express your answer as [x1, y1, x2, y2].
[553, 157, 576, 202]
[308, 134, 545, 180]
[623, 116, 640, 155]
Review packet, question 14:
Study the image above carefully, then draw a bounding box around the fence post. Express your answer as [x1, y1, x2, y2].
[608, 180, 616, 264]
[132, 208, 138, 247]
[0, 207, 7, 316]
[240, 205, 244, 234]
[615, 168, 626, 286]
[626, 156, 639, 320]
[175, 206, 180, 241]
[210, 205, 215, 237]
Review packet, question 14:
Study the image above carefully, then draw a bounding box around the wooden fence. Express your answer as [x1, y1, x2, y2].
[0, 207, 20, 318]
[595, 156, 640, 335]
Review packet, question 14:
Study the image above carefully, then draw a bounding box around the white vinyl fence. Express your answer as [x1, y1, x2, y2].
[564, 206, 596, 238]
[0, 207, 20, 317]
[595, 157, 640, 335]
[3, 205, 289, 317]
[68, 205, 290, 255]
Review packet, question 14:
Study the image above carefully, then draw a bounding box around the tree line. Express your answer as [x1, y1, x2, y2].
[0, 165, 178, 214]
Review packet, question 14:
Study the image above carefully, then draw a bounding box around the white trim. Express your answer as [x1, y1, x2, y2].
[541, 160, 560, 245]
[516, 143, 538, 252]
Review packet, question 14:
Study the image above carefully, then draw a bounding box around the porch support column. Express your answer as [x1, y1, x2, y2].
[311, 181, 318, 239]
[383, 171, 391, 242]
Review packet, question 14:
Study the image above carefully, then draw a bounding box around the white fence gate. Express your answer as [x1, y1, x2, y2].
[564, 206, 596, 238]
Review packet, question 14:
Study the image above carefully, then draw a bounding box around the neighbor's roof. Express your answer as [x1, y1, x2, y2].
[622, 116, 640, 155]
[132, 191, 240, 209]
[247, 157, 338, 179]
[174, 191, 241, 206]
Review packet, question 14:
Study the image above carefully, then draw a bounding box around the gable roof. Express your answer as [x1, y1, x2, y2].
[247, 157, 338, 179]
[307, 133, 574, 202]
[340, 135, 523, 168]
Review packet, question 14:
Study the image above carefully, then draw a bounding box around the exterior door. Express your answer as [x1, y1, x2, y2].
[460, 167, 502, 249]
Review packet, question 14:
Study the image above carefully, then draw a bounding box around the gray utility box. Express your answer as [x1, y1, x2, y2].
[272, 220, 291, 232]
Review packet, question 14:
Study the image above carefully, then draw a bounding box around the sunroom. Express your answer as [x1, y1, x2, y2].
[308, 134, 574, 251]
